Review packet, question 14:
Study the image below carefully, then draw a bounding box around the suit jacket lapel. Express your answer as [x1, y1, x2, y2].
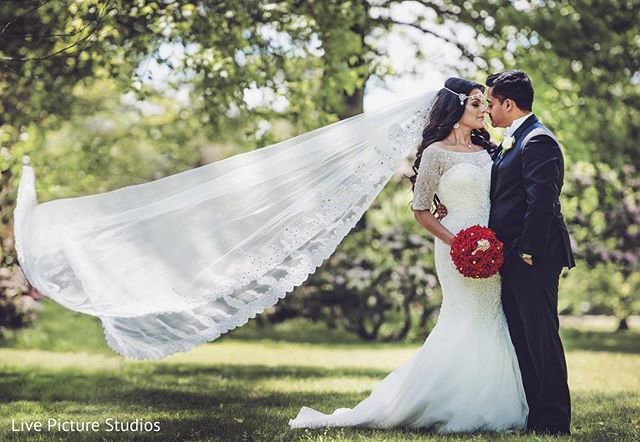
[511, 114, 538, 144]
[490, 152, 499, 200]
[490, 114, 538, 200]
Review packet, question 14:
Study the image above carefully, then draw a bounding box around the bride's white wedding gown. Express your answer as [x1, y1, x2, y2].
[289, 146, 529, 433]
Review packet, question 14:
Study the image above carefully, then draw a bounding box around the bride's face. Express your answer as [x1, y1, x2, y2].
[457, 88, 486, 130]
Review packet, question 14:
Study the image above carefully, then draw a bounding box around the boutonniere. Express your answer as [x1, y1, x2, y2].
[498, 136, 515, 158]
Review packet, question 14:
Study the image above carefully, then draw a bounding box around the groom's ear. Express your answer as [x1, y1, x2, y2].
[503, 98, 514, 112]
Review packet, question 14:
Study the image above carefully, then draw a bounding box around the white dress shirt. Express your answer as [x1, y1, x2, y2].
[504, 113, 533, 138]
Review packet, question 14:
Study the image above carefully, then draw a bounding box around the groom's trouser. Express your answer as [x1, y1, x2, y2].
[501, 246, 571, 433]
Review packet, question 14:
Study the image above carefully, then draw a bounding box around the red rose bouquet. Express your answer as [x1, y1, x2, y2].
[449, 225, 504, 278]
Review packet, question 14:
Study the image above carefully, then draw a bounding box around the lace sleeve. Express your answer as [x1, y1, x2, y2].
[411, 147, 443, 211]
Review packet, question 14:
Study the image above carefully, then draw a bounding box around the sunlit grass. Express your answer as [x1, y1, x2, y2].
[1, 299, 639, 441]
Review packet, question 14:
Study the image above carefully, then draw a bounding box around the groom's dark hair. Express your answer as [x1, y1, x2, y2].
[486, 70, 534, 111]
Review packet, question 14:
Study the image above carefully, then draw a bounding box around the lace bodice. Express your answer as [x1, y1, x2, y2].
[411, 146, 493, 212]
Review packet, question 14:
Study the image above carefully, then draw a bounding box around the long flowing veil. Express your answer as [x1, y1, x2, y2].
[13, 90, 436, 360]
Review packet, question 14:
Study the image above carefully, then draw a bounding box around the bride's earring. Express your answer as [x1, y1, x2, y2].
[453, 123, 460, 129]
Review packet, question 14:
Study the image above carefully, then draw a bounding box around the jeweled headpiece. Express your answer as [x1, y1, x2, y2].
[443, 87, 483, 105]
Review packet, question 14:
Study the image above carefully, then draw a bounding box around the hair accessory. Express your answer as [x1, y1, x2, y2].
[443, 87, 484, 105]
[444, 87, 467, 105]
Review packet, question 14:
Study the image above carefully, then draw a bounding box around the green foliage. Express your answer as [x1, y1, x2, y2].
[15, 79, 217, 200]
[561, 162, 640, 327]
[560, 263, 640, 322]
[564, 163, 639, 274]
[0, 266, 39, 336]
[0, 0, 155, 127]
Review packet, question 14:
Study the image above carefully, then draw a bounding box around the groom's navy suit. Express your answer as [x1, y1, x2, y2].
[488, 114, 575, 434]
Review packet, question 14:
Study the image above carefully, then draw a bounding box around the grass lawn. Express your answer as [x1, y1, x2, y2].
[1, 299, 639, 441]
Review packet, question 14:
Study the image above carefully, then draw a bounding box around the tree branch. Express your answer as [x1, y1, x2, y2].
[3, 21, 94, 39]
[0, 0, 115, 62]
[0, 0, 50, 39]
[372, 16, 477, 62]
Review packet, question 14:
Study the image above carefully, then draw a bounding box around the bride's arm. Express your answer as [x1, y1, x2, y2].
[413, 209, 455, 245]
[411, 147, 455, 245]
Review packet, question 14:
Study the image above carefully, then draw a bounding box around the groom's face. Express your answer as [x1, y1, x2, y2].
[486, 87, 509, 128]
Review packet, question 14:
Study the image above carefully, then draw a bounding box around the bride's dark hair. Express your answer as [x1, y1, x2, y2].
[406, 77, 497, 211]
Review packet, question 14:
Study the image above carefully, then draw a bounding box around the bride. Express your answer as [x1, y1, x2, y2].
[288, 78, 528, 433]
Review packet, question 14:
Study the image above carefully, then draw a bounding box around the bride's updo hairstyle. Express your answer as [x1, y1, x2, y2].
[406, 77, 495, 210]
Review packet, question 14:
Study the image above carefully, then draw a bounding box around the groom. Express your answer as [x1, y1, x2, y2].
[485, 70, 575, 435]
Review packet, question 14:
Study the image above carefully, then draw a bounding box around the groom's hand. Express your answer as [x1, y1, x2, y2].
[519, 251, 533, 266]
[435, 204, 448, 220]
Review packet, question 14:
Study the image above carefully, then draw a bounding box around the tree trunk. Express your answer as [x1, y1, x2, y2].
[343, 84, 368, 232]
[266, 306, 299, 324]
[352, 309, 383, 341]
[337, 87, 364, 120]
[617, 317, 629, 331]
[340, 9, 369, 232]
[397, 301, 412, 341]
[419, 305, 434, 329]
[326, 306, 337, 329]
[383, 301, 412, 342]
